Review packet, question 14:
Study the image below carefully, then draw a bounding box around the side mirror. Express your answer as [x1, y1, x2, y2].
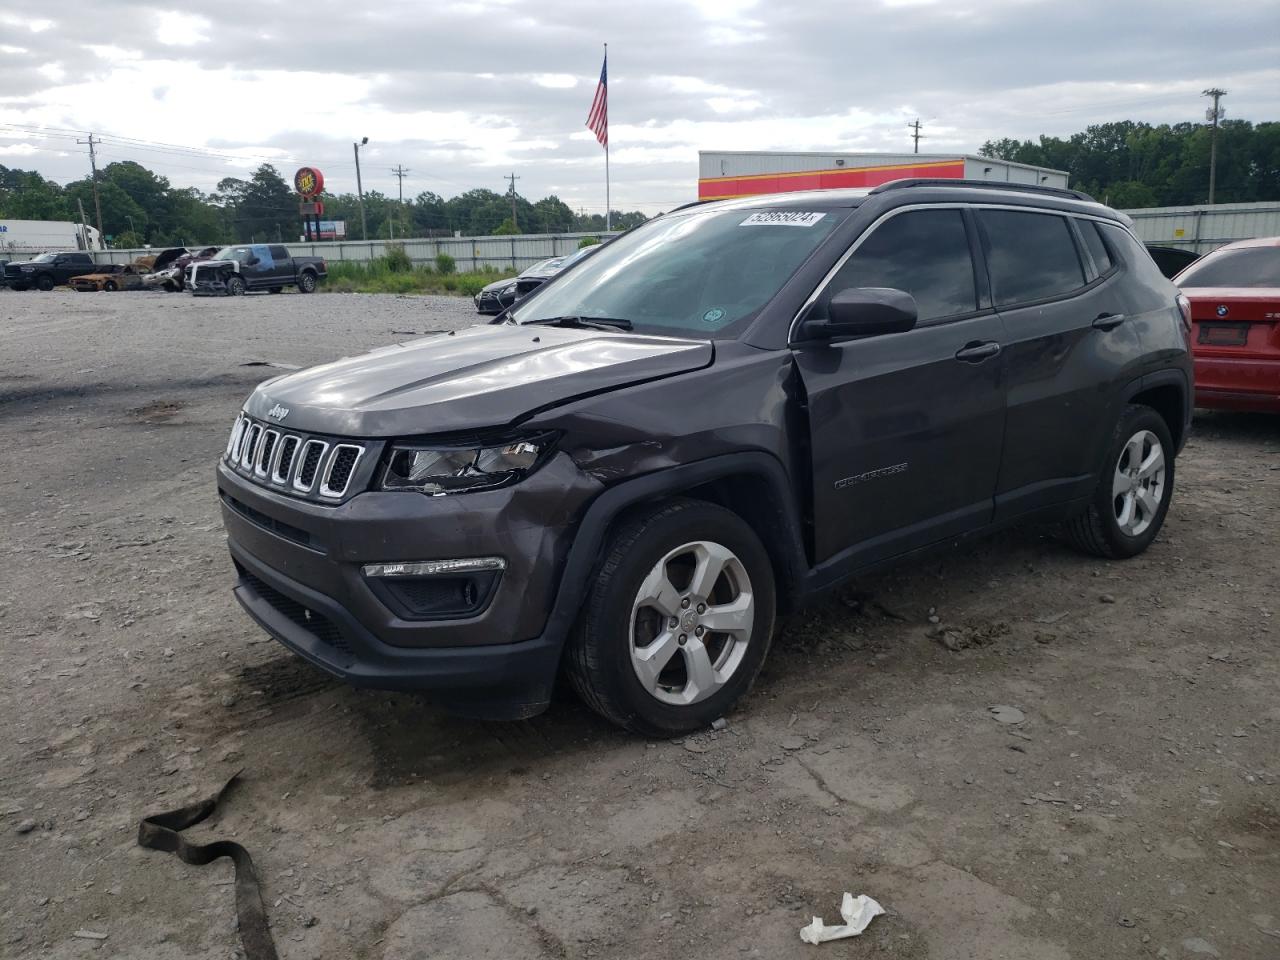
[800, 287, 918, 341]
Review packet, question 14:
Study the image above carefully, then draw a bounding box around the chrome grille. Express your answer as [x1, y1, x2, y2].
[295, 440, 328, 491]
[273, 435, 299, 483]
[222, 415, 367, 502]
[320, 445, 364, 499]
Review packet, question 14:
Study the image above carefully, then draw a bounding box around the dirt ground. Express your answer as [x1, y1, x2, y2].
[2, 289, 1278, 960]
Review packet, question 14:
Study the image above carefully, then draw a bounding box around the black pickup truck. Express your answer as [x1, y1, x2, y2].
[3, 251, 96, 290]
[185, 244, 327, 296]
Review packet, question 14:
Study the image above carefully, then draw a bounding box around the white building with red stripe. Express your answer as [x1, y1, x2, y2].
[698, 151, 1068, 201]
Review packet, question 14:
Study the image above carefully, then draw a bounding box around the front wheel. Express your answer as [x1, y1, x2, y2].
[567, 499, 776, 736]
[1066, 404, 1175, 559]
[103, 280, 117, 292]
[225, 275, 246, 296]
[36, 274, 54, 291]
[297, 271, 317, 293]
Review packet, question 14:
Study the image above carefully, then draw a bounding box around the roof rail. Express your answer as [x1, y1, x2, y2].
[869, 178, 1096, 203]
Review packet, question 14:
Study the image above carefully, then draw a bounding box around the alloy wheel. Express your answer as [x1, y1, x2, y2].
[1112, 429, 1165, 537]
[629, 540, 754, 706]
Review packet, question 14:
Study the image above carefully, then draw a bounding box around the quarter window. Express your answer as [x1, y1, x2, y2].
[978, 210, 1086, 307]
[817, 209, 977, 323]
[1078, 221, 1113, 275]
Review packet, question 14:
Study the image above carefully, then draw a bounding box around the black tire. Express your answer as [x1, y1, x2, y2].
[226, 275, 246, 296]
[566, 498, 776, 736]
[36, 274, 54, 291]
[269, 286, 283, 294]
[1066, 404, 1175, 559]
[103, 280, 117, 292]
[297, 271, 317, 293]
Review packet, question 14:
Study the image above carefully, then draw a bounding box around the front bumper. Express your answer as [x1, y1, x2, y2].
[218, 454, 601, 715]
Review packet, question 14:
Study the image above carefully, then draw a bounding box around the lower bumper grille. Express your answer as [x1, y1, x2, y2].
[240, 570, 353, 658]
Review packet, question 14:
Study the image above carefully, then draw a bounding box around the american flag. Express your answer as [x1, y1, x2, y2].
[585, 52, 608, 147]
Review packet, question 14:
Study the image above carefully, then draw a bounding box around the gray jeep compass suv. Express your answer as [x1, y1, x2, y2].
[218, 179, 1192, 736]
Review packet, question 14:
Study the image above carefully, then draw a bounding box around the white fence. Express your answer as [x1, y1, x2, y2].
[92, 231, 618, 272]
[1122, 202, 1280, 254]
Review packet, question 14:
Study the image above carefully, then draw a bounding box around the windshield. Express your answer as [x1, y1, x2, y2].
[1177, 247, 1280, 288]
[520, 258, 561, 276]
[33, 253, 57, 263]
[213, 246, 252, 262]
[512, 206, 843, 337]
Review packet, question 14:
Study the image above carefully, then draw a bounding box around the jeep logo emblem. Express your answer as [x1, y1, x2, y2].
[267, 404, 290, 421]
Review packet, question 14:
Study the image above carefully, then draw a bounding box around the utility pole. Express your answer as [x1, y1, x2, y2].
[76, 133, 104, 239]
[1203, 88, 1227, 204]
[353, 137, 369, 240]
[907, 118, 925, 155]
[504, 172, 520, 231]
[391, 164, 410, 238]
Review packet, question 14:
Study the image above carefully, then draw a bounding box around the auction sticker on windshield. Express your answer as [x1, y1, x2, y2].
[739, 211, 826, 227]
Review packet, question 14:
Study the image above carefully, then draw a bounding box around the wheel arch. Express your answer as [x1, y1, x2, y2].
[1123, 369, 1190, 453]
[544, 453, 808, 654]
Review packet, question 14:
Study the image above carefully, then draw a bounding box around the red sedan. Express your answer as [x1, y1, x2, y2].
[1175, 236, 1280, 412]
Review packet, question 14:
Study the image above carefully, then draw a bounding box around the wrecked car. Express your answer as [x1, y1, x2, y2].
[68, 263, 145, 292]
[218, 180, 1192, 735]
[186, 244, 326, 296]
[144, 246, 217, 292]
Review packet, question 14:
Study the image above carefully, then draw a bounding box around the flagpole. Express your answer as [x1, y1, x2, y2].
[604, 43, 611, 233]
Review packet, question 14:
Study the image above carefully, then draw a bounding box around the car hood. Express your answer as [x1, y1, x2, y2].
[479, 277, 517, 294]
[192, 259, 235, 270]
[242, 323, 713, 437]
[152, 248, 187, 270]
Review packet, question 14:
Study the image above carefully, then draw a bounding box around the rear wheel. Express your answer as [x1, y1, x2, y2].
[297, 271, 317, 293]
[103, 280, 117, 292]
[226, 275, 246, 296]
[1066, 404, 1175, 559]
[36, 274, 54, 291]
[567, 499, 776, 736]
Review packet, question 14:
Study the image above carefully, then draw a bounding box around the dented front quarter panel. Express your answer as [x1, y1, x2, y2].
[525, 340, 802, 489]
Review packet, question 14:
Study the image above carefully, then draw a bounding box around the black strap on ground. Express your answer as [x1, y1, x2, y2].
[137, 771, 278, 960]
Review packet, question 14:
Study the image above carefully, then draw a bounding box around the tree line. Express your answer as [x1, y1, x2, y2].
[3, 117, 1276, 248]
[0, 160, 651, 248]
[980, 119, 1279, 208]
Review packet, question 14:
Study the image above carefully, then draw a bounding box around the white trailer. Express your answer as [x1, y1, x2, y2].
[0, 220, 102, 255]
[697, 151, 1068, 201]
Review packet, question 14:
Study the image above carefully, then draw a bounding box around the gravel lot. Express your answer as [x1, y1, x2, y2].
[2, 289, 1278, 960]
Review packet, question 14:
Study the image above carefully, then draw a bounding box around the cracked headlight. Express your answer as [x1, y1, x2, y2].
[379, 434, 555, 494]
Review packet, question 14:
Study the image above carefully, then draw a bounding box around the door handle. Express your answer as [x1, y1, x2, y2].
[1092, 312, 1126, 331]
[955, 341, 1002, 363]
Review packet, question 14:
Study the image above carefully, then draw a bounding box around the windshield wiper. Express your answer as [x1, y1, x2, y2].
[523, 315, 633, 331]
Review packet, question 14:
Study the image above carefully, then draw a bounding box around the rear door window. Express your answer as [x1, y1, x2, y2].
[816, 208, 977, 323]
[269, 245, 290, 262]
[978, 210, 1086, 307]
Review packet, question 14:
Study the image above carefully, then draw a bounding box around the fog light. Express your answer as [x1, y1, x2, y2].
[362, 557, 506, 578]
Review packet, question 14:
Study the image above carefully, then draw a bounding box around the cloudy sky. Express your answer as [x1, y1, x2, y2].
[1, 0, 1278, 214]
